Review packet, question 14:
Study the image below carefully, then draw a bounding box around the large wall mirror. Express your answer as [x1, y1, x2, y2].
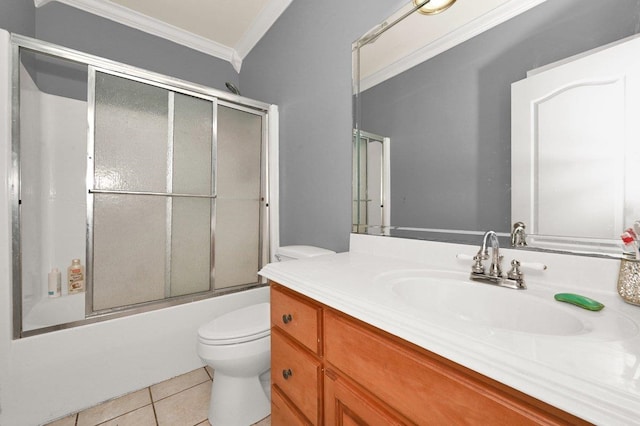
[352, 0, 640, 254]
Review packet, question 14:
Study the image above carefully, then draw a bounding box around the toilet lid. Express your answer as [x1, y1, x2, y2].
[198, 302, 270, 345]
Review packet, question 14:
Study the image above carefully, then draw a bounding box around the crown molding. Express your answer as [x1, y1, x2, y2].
[33, 0, 240, 70]
[359, 0, 550, 92]
[234, 0, 292, 61]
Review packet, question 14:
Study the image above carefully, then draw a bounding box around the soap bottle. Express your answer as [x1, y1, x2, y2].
[48, 268, 61, 298]
[67, 259, 85, 294]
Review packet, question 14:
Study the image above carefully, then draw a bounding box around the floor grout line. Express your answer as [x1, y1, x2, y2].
[151, 378, 212, 404]
[93, 402, 155, 426]
[149, 387, 159, 426]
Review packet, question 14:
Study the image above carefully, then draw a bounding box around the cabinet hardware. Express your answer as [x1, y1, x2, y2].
[282, 369, 293, 379]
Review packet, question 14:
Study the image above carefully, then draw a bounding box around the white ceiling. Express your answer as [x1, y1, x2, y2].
[33, 0, 293, 72]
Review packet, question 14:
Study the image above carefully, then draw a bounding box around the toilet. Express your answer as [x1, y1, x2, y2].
[197, 245, 335, 426]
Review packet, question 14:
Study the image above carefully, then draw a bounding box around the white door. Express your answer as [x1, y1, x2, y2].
[511, 35, 640, 252]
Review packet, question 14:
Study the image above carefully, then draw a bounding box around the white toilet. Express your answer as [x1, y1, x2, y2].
[197, 245, 335, 426]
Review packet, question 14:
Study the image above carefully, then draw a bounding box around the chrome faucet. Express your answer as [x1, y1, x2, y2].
[470, 231, 526, 289]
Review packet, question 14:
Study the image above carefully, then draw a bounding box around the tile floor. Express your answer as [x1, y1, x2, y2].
[44, 367, 271, 426]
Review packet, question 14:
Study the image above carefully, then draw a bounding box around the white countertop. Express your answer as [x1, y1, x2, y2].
[260, 234, 640, 425]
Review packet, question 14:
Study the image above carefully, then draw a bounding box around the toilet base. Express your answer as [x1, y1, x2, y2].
[209, 371, 271, 426]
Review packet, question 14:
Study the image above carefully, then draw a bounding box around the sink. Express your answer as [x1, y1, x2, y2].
[375, 270, 638, 339]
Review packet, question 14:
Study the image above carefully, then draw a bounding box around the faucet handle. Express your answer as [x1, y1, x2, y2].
[471, 254, 485, 274]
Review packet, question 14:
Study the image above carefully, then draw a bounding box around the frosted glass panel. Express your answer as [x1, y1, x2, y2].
[94, 72, 168, 192]
[93, 194, 166, 311]
[170, 197, 211, 296]
[214, 106, 262, 290]
[173, 93, 213, 195]
[215, 200, 261, 289]
[217, 106, 261, 199]
[93, 72, 170, 311]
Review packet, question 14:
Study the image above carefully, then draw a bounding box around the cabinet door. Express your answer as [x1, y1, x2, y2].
[324, 310, 584, 425]
[325, 368, 410, 426]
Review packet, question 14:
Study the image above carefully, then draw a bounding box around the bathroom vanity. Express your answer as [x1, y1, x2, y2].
[270, 283, 585, 425]
[260, 234, 640, 425]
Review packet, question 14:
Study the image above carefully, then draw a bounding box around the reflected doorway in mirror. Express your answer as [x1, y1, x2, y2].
[353, 130, 390, 236]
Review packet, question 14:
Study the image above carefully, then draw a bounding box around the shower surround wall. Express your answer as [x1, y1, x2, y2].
[0, 30, 271, 426]
[19, 60, 87, 331]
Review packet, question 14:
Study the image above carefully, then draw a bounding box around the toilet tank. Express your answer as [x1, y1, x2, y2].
[275, 245, 335, 262]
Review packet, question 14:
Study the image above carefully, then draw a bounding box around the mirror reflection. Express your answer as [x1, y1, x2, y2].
[353, 0, 640, 251]
[511, 35, 640, 255]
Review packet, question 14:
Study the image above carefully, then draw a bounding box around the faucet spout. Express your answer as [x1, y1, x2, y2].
[479, 231, 501, 278]
[480, 230, 498, 257]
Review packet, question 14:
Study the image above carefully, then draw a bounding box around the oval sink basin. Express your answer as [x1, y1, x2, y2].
[375, 270, 638, 339]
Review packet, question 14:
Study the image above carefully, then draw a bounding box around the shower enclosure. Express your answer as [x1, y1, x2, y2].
[11, 35, 276, 338]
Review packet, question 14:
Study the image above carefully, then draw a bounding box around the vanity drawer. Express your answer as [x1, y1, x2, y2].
[272, 386, 312, 426]
[271, 284, 322, 354]
[271, 327, 322, 425]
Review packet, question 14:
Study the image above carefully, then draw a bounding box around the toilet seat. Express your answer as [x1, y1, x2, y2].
[198, 302, 270, 345]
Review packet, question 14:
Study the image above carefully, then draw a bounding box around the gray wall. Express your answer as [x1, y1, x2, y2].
[361, 0, 640, 236]
[241, 0, 405, 252]
[0, 0, 35, 36]
[33, 3, 238, 93]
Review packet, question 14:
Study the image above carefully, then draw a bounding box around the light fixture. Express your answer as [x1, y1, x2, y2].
[413, 0, 457, 15]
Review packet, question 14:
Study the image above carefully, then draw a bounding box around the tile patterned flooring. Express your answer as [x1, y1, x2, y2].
[44, 367, 271, 426]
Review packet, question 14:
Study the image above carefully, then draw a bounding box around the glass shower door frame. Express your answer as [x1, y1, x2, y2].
[11, 34, 274, 338]
[216, 100, 270, 291]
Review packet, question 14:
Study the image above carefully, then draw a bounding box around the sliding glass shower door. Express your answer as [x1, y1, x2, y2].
[215, 105, 263, 290]
[89, 70, 266, 314]
[90, 70, 215, 312]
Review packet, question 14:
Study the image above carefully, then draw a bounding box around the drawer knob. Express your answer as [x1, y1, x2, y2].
[282, 369, 293, 380]
[282, 314, 292, 324]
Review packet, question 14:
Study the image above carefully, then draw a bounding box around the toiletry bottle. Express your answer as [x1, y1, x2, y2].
[67, 259, 85, 294]
[48, 268, 61, 298]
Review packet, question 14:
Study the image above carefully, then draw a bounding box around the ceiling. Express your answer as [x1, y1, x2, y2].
[33, 0, 293, 72]
[358, 0, 549, 91]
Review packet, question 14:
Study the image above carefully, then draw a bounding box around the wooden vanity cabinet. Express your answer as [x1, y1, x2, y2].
[270, 282, 590, 426]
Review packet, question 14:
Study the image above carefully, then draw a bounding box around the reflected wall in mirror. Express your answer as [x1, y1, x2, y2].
[353, 0, 640, 249]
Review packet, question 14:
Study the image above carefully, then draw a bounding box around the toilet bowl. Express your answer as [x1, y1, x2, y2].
[197, 245, 336, 425]
[197, 302, 271, 426]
